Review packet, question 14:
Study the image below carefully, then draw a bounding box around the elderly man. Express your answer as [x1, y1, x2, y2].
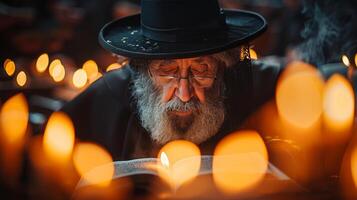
[62, 0, 278, 160]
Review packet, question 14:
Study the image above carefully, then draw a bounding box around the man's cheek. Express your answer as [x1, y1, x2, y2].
[161, 85, 176, 102]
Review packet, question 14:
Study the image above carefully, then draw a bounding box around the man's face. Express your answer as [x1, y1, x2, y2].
[132, 56, 225, 145]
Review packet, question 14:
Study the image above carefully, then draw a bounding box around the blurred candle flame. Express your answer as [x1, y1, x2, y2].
[276, 61, 324, 128]
[49, 59, 62, 77]
[342, 55, 351, 67]
[73, 142, 114, 187]
[72, 69, 88, 88]
[36, 53, 49, 73]
[43, 112, 75, 163]
[0, 93, 28, 144]
[323, 74, 354, 133]
[4, 59, 15, 76]
[355, 54, 357, 67]
[160, 152, 170, 169]
[82, 60, 98, 80]
[249, 48, 258, 60]
[51, 63, 65, 82]
[213, 130, 268, 194]
[157, 140, 201, 188]
[106, 63, 122, 72]
[16, 71, 27, 87]
[351, 146, 357, 189]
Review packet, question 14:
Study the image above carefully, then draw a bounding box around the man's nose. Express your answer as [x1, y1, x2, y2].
[175, 78, 193, 102]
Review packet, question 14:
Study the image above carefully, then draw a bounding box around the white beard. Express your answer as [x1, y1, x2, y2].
[132, 71, 225, 145]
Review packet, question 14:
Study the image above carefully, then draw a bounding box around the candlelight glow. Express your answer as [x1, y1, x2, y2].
[249, 48, 258, 60]
[49, 59, 62, 77]
[351, 146, 357, 189]
[355, 54, 357, 67]
[213, 130, 268, 194]
[106, 63, 122, 72]
[323, 74, 354, 132]
[0, 93, 28, 144]
[72, 69, 87, 88]
[276, 61, 324, 128]
[82, 60, 98, 79]
[73, 143, 114, 187]
[342, 55, 350, 67]
[36, 53, 49, 73]
[4, 59, 15, 76]
[16, 71, 27, 87]
[157, 140, 201, 188]
[43, 112, 75, 163]
[51, 63, 65, 82]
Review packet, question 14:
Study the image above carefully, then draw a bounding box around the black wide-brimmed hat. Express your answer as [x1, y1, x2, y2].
[99, 0, 267, 59]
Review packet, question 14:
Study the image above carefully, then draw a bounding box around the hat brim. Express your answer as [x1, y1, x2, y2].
[99, 9, 267, 59]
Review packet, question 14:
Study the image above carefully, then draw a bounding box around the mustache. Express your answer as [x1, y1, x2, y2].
[163, 97, 200, 113]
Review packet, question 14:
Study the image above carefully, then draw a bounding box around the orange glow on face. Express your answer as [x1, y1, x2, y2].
[4, 59, 15, 76]
[342, 55, 350, 67]
[0, 93, 28, 144]
[43, 112, 75, 163]
[73, 143, 114, 187]
[16, 71, 27, 87]
[106, 63, 122, 72]
[323, 74, 354, 132]
[157, 140, 201, 188]
[49, 59, 62, 76]
[213, 130, 268, 194]
[72, 69, 87, 88]
[36, 53, 49, 73]
[276, 61, 324, 128]
[82, 60, 98, 79]
[51, 63, 65, 82]
[249, 48, 258, 60]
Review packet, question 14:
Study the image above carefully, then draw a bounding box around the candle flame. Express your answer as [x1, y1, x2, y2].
[213, 130, 268, 194]
[73, 142, 114, 187]
[323, 74, 354, 133]
[342, 55, 350, 67]
[276, 61, 324, 128]
[16, 71, 27, 87]
[82, 60, 98, 79]
[4, 59, 16, 76]
[0, 93, 28, 144]
[157, 140, 201, 188]
[160, 152, 170, 168]
[36, 53, 49, 73]
[49, 59, 62, 77]
[51, 63, 65, 82]
[43, 112, 75, 163]
[72, 69, 87, 88]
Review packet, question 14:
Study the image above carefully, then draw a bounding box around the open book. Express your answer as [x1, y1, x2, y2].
[73, 155, 306, 200]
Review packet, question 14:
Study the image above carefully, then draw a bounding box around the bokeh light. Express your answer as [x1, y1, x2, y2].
[355, 54, 357, 67]
[82, 60, 98, 79]
[157, 140, 201, 188]
[276, 61, 324, 128]
[16, 71, 27, 87]
[36, 53, 49, 73]
[4, 59, 16, 76]
[0, 93, 28, 144]
[72, 69, 87, 88]
[51, 63, 65, 82]
[43, 112, 75, 163]
[213, 130, 268, 194]
[323, 74, 354, 132]
[49, 59, 62, 77]
[106, 63, 122, 72]
[73, 142, 114, 187]
[342, 55, 350, 67]
[249, 48, 258, 60]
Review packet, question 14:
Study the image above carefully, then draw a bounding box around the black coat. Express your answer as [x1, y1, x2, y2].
[61, 62, 282, 161]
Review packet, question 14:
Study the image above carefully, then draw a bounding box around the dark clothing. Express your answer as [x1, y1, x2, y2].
[61, 62, 281, 160]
